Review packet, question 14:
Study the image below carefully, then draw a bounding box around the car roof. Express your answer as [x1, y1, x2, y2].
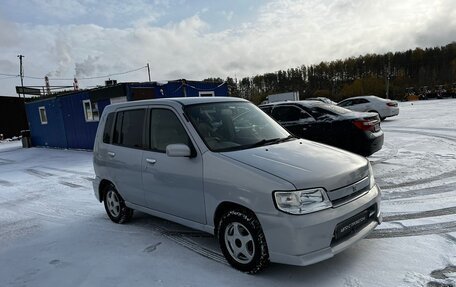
[341, 95, 383, 101]
[103, 96, 247, 112]
[259, 100, 330, 108]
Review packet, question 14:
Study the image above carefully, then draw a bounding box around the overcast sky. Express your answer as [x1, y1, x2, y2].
[1, 0, 455, 96]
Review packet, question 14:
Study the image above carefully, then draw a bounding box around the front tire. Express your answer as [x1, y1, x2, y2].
[217, 210, 269, 274]
[103, 184, 133, 224]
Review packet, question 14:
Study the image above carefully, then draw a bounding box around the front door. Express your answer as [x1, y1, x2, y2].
[142, 107, 206, 224]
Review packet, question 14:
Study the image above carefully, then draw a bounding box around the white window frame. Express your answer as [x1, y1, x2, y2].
[82, 99, 100, 122]
[38, 106, 48, 124]
[198, 91, 215, 97]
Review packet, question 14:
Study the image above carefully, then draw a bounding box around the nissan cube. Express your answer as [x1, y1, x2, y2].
[93, 97, 382, 273]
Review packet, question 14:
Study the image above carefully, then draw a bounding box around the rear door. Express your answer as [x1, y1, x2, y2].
[270, 105, 316, 139]
[104, 108, 146, 205]
[141, 107, 205, 223]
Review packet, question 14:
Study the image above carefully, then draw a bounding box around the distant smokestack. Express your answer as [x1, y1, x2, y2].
[73, 77, 79, 90]
[45, 76, 51, 95]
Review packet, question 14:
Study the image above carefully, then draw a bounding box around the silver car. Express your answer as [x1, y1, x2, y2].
[338, 95, 399, 120]
[93, 97, 382, 273]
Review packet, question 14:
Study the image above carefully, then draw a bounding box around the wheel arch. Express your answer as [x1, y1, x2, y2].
[213, 201, 258, 235]
[98, 179, 114, 202]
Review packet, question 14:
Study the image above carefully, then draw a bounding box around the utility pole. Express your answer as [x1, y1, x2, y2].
[385, 54, 391, 99]
[17, 54, 25, 98]
[146, 63, 151, 82]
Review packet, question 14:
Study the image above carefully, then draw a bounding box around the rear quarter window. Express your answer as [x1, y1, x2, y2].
[102, 113, 115, 144]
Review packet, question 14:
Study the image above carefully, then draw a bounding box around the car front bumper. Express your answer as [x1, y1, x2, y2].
[257, 184, 381, 266]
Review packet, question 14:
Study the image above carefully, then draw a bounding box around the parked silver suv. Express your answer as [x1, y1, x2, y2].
[93, 97, 382, 273]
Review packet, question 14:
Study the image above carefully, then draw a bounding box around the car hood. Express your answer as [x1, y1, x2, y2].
[221, 139, 369, 191]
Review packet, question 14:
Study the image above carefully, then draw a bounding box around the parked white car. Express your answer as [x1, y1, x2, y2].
[337, 95, 399, 120]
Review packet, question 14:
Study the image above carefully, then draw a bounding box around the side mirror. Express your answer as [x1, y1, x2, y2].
[166, 144, 192, 157]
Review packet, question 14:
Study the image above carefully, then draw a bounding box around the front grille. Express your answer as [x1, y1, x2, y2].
[328, 176, 371, 207]
[331, 204, 377, 246]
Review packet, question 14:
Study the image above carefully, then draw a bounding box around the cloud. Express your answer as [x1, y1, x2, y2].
[414, 0, 456, 47]
[0, 15, 19, 48]
[0, 0, 455, 96]
[29, 0, 87, 20]
[222, 11, 234, 21]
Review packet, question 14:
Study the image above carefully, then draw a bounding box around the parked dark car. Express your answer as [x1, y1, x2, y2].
[259, 101, 384, 156]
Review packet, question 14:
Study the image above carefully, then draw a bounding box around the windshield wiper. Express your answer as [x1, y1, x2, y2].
[250, 135, 296, 148]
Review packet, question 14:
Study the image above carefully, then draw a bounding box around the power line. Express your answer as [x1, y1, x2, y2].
[20, 65, 148, 81]
[0, 75, 19, 80]
[0, 73, 18, 77]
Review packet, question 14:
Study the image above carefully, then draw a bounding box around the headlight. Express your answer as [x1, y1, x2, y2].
[368, 162, 376, 189]
[274, 188, 332, 215]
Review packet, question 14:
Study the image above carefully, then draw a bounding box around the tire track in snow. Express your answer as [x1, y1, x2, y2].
[24, 168, 55, 178]
[134, 218, 227, 264]
[368, 221, 456, 238]
[385, 126, 456, 132]
[383, 129, 456, 143]
[0, 179, 14, 187]
[383, 206, 456, 221]
[58, 181, 85, 188]
[380, 170, 456, 190]
[369, 142, 399, 166]
[382, 183, 456, 201]
[38, 166, 94, 176]
[23, 167, 92, 189]
[161, 232, 227, 265]
[0, 158, 15, 165]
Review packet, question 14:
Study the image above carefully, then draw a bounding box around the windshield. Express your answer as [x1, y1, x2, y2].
[185, 101, 291, 152]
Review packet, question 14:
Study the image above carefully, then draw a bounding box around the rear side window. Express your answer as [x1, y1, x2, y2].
[150, 109, 190, 153]
[103, 113, 115, 144]
[272, 106, 313, 122]
[353, 99, 369, 104]
[113, 109, 146, 149]
[338, 100, 351, 107]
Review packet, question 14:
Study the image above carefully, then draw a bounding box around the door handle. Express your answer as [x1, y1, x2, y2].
[107, 151, 116, 157]
[146, 158, 157, 164]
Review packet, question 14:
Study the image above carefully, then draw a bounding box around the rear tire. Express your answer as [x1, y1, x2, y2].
[103, 184, 133, 224]
[217, 210, 269, 274]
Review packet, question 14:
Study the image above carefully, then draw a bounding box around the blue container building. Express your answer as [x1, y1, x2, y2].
[25, 80, 228, 149]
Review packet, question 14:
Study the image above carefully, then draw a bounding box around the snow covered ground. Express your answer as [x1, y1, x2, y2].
[0, 99, 455, 287]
